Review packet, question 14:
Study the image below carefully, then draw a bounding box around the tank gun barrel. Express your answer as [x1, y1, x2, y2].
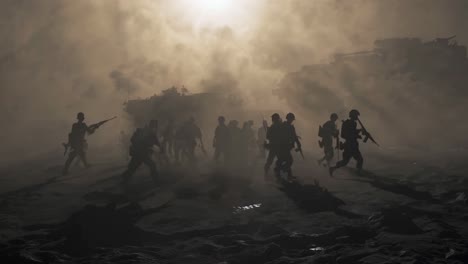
[334, 50, 375, 60]
[434, 35, 456, 42]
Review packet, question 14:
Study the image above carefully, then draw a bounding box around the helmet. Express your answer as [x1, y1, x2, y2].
[77, 112, 85, 120]
[330, 113, 338, 120]
[349, 109, 360, 118]
[218, 116, 225, 122]
[149, 119, 158, 128]
[271, 113, 280, 121]
[286, 112, 295, 121]
[247, 120, 254, 126]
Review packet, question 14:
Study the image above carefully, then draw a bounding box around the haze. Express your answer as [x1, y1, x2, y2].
[1, 0, 468, 164]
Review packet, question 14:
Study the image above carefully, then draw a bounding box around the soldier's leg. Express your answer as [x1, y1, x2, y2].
[325, 146, 334, 166]
[142, 156, 158, 181]
[214, 147, 221, 162]
[329, 147, 351, 176]
[353, 148, 364, 171]
[63, 151, 77, 175]
[264, 150, 276, 175]
[169, 140, 174, 157]
[78, 150, 90, 168]
[122, 157, 143, 184]
[188, 144, 197, 163]
[275, 150, 287, 177]
[335, 148, 352, 168]
[284, 151, 294, 178]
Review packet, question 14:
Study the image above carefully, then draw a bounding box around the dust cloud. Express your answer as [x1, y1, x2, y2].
[1, 0, 467, 164]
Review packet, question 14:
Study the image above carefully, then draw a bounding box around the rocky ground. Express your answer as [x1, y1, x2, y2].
[0, 147, 468, 264]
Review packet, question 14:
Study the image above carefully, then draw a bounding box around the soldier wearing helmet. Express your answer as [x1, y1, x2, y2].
[161, 118, 176, 158]
[318, 113, 339, 167]
[122, 119, 162, 184]
[62, 112, 96, 175]
[240, 120, 256, 166]
[174, 116, 203, 164]
[257, 119, 268, 159]
[213, 116, 229, 164]
[264, 113, 283, 179]
[276, 112, 302, 181]
[329, 109, 364, 176]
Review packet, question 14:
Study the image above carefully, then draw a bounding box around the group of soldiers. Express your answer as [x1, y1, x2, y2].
[317, 109, 377, 176]
[62, 108, 376, 184]
[213, 116, 260, 168]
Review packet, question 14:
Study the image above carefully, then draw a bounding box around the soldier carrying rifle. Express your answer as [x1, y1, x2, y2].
[329, 109, 378, 176]
[317, 113, 339, 167]
[62, 112, 116, 175]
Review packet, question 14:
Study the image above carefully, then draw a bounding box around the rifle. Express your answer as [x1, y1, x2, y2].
[295, 136, 305, 160]
[62, 116, 117, 156]
[88, 116, 117, 131]
[295, 147, 305, 160]
[357, 119, 379, 147]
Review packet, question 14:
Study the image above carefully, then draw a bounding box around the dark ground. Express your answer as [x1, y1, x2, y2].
[1, 146, 468, 264]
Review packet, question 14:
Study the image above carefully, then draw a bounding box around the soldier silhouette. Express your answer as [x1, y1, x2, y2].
[213, 116, 229, 164]
[317, 113, 339, 167]
[240, 120, 256, 167]
[257, 120, 268, 159]
[276, 113, 301, 181]
[122, 120, 162, 184]
[162, 119, 175, 157]
[62, 112, 95, 175]
[264, 113, 283, 179]
[329, 109, 365, 176]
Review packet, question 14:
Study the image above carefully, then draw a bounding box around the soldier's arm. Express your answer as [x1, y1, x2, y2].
[293, 127, 301, 148]
[333, 124, 339, 138]
[266, 127, 272, 141]
[85, 123, 96, 134]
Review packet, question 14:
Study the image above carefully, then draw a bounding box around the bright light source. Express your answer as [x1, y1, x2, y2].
[170, 0, 262, 30]
[196, 0, 233, 13]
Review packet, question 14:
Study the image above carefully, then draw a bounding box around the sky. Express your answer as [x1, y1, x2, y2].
[1, 0, 467, 162]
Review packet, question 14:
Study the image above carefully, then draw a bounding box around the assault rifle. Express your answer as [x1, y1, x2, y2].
[357, 119, 379, 147]
[63, 116, 117, 156]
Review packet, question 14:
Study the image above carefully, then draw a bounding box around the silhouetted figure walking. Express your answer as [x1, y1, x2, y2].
[264, 113, 283, 179]
[257, 120, 268, 159]
[162, 119, 175, 157]
[318, 113, 339, 167]
[276, 113, 302, 181]
[213, 116, 229, 164]
[122, 120, 162, 184]
[62, 112, 95, 175]
[240, 120, 256, 167]
[226, 120, 242, 168]
[329, 110, 364, 176]
[184, 117, 204, 163]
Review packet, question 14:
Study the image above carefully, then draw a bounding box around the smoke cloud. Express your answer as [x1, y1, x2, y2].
[1, 0, 467, 163]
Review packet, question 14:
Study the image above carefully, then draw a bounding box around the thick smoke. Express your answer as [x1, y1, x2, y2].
[1, 0, 467, 163]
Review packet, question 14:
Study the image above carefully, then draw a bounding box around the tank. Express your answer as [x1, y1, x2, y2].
[274, 36, 468, 147]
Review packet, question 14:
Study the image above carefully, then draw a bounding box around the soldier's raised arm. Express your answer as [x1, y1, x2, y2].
[292, 126, 301, 148]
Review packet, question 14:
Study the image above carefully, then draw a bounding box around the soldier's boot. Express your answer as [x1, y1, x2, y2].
[286, 170, 297, 182]
[273, 166, 281, 179]
[62, 154, 75, 176]
[329, 166, 336, 177]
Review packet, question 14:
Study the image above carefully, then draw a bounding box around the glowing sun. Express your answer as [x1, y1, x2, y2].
[173, 0, 262, 29]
